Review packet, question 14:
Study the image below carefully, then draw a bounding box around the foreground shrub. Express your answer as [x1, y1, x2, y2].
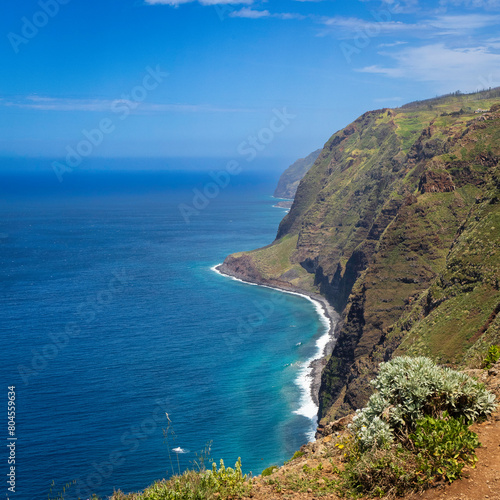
[115, 458, 249, 500]
[342, 443, 419, 497]
[338, 356, 496, 497]
[410, 414, 479, 483]
[341, 413, 480, 497]
[202, 458, 248, 497]
[351, 356, 496, 449]
[482, 345, 500, 369]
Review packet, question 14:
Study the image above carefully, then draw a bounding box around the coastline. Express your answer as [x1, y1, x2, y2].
[271, 195, 293, 210]
[211, 262, 339, 439]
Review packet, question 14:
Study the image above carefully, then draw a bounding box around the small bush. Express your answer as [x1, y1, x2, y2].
[124, 458, 249, 500]
[342, 443, 419, 497]
[410, 414, 479, 483]
[482, 345, 500, 369]
[261, 465, 278, 477]
[201, 458, 249, 498]
[351, 356, 496, 449]
[284, 450, 305, 464]
[340, 356, 495, 498]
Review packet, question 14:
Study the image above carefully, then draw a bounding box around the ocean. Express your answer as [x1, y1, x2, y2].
[0, 161, 330, 499]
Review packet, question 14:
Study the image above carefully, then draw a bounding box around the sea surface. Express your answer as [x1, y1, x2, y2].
[0, 160, 329, 499]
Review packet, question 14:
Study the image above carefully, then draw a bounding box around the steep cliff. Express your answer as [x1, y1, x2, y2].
[221, 88, 500, 426]
[274, 149, 322, 199]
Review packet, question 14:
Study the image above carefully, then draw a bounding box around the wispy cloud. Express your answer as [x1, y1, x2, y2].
[439, 0, 500, 9]
[229, 7, 305, 19]
[319, 12, 500, 40]
[378, 40, 408, 47]
[1, 96, 253, 114]
[276, 12, 306, 20]
[485, 36, 500, 48]
[5, 96, 114, 112]
[360, 0, 420, 14]
[358, 43, 500, 92]
[428, 13, 500, 33]
[229, 7, 270, 18]
[320, 16, 417, 37]
[144, 0, 252, 6]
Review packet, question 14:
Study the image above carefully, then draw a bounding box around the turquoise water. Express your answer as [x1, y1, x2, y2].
[0, 166, 328, 499]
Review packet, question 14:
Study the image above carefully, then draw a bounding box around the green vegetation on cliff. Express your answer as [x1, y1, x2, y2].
[221, 88, 500, 425]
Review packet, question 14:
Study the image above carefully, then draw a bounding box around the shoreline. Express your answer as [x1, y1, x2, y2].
[211, 263, 339, 440]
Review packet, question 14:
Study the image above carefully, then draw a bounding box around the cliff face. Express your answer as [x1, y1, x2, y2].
[221, 89, 500, 425]
[274, 149, 322, 199]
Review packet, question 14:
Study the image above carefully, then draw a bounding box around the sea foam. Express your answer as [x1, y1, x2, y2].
[212, 264, 333, 441]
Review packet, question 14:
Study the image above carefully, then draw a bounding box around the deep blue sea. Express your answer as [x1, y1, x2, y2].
[0, 160, 328, 499]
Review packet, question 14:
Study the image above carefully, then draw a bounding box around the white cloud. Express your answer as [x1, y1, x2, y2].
[358, 64, 403, 77]
[360, 0, 420, 13]
[428, 13, 500, 32]
[319, 11, 500, 40]
[378, 40, 408, 47]
[145, 0, 252, 6]
[145, 0, 191, 4]
[359, 43, 500, 92]
[145, 0, 304, 18]
[321, 16, 418, 37]
[229, 8, 305, 19]
[485, 37, 500, 48]
[1, 96, 253, 114]
[439, 0, 500, 9]
[276, 12, 306, 20]
[229, 7, 270, 18]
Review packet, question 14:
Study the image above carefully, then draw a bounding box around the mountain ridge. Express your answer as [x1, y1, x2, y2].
[220, 88, 500, 425]
[274, 149, 322, 200]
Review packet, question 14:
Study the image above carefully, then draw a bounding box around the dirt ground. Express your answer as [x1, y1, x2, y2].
[247, 363, 500, 500]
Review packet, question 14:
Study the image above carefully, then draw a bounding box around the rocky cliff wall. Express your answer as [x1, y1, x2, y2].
[221, 93, 500, 426]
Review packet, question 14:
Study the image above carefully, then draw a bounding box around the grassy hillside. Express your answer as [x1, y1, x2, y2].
[221, 88, 500, 425]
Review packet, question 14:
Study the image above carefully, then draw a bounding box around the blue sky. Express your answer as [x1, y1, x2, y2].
[1, 0, 500, 164]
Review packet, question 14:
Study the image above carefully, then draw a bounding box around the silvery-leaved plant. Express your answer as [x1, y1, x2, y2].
[350, 356, 496, 450]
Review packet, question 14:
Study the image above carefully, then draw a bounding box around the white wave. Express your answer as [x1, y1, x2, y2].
[292, 303, 331, 429]
[172, 447, 188, 454]
[212, 263, 335, 441]
[210, 264, 224, 275]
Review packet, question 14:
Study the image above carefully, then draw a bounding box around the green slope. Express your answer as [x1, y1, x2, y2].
[221, 88, 500, 425]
